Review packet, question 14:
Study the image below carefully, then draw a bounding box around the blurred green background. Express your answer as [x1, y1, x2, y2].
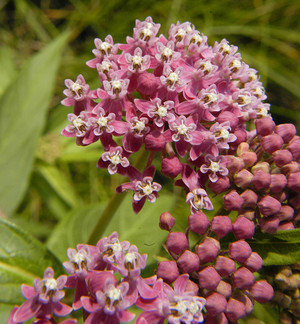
[0, 0, 299, 241]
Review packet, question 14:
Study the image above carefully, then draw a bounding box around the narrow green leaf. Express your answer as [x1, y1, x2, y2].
[0, 218, 63, 321]
[0, 46, 16, 97]
[0, 32, 69, 216]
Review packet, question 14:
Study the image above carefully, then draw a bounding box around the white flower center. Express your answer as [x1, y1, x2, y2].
[162, 47, 173, 58]
[177, 121, 189, 135]
[191, 34, 202, 45]
[156, 105, 167, 117]
[125, 252, 136, 264]
[132, 55, 143, 65]
[237, 94, 252, 106]
[203, 92, 218, 104]
[215, 128, 229, 140]
[109, 153, 121, 165]
[73, 117, 86, 131]
[199, 61, 212, 75]
[73, 251, 86, 265]
[188, 301, 199, 315]
[220, 43, 231, 55]
[111, 80, 122, 91]
[167, 72, 179, 85]
[253, 87, 264, 98]
[44, 278, 57, 291]
[101, 61, 111, 72]
[229, 59, 242, 72]
[106, 287, 122, 303]
[132, 120, 146, 132]
[100, 42, 111, 53]
[71, 81, 82, 94]
[141, 183, 154, 195]
[209, 161, 220, 172]
[97, 116, 108, 127]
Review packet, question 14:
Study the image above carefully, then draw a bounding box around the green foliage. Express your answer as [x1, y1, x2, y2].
[0, 218, 63, 322]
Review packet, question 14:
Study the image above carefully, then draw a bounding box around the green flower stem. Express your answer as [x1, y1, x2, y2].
[87, 148, 150, 245]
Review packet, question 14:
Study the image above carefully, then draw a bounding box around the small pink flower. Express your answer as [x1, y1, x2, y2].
[200, 154, 228, 183]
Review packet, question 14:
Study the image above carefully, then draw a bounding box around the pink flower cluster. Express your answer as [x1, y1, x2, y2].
[61, 17, 276, 213]
[8, 232, 207, 324]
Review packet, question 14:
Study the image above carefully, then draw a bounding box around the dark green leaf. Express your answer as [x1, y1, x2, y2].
[0, 32, 69, 216]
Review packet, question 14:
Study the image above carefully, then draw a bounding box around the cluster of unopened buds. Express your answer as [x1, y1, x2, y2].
[9, 16, 300, 323]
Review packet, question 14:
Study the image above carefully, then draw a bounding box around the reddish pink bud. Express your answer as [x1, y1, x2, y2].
[145, 131, 168, 151]
[166, 232, 189, 255]
[232, 267, 255, 289]
[198, 266, 221, 290]
[188, 211, 210, 235]
[233, 129, 247, 147]
[260, 216, 280, 234]
[238, 210, 255, 221]
[255, 117, 275, 136]
[287, 136, 300, 159]
[196, 237, 220, 264]
[211, 216, 232, 238]
[261, 134, 284, 154]
[229, 240, 252, 263]
[205, 292, 227, 316]
[277, 222, 295, 231]
[289, 193, 300, 209]
[177, 250, 200, 273]
[217, 111, 239, 129]
[250, 280, 274, 303]
[208, 176, 230, 194]
[237, 142, 250, 156]
[234, 291, 254, 315]
[240, 151, 257, 167]
[224, 190, 244, 211]
[275, 205, 294, 222]
[287, 172, 300, 192]
[234, 169, 253, 188]
[226, 156, 245, 174]
[258, 195, 282, 217]
[156, 260, 179, 284]
[225, 298, 246, 322]
[275, 123, 296, 143]
[272, 191, 287, 203]
[240, 190, 258, 208]
[251, 161, 270, 174]
[205, 313, 228, 324]
[243, 252, 263, 272]
[161, 156, 182, 179]
[216, 280, 232, 299]
[159, 212, 176, 231]
[252, 170, 271, 190]
[281, 161, 300, 175]
[214, 256, 236, 277]
[270, 174, 287, 193]
[137, 72, 159, 95]
[233, 216, 255, 239]
[272, 149, 293, 167]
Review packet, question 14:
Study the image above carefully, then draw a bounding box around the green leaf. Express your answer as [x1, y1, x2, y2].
[47, 193, 176, 263]
[0, 46, 16, 97]
[240, 301, 279, 324]
[0, 218, 64, 322]
[0, 32, 69, 216]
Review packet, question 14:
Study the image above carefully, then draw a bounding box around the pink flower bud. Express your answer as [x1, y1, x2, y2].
[225, 298, 246, 322]
[233, 216, 255, 239]
[240, 190, 258, 208]
[205, 313, 228, 324]
[234, 291, 254, 315]
[241, 152, 257, 167]
[237, 142, 250, 156]
[232, 267, 255, 289]
[216, 280, 232, 299]
[289, 193, 300, 209]
[211, 216, 232, 238]
[196, 237, 220, 264]
[234, 169, 253, 188]
[156, 260, 179, 284]
[272, 149, 293, 167]
[208, 176, 230, 194]
[166, 232, 189, 255]
[250, 280, 274, 303]
[251, 161, 270, 174]
[198, 266, 221, 290]
[229, 240, 252, 263]
[281, 161, 300, 175]
[224, 190, 244, 211]
[205, 292, 227, 316]
[161, 156, 182, 179]
[287, 172, 300, 192]
[270, 174, 287, 193]
[277, 222, 294, 231]
[188, 211, 210, 235]
[214, 256, 236, 277]
[260, 216, 280, 233]
[226, 156, 245, 174]
[261, 134, 284, 154]
[233, 129, 247, 147]
[275, 205, 294, 222]
[137, 72, 159, 95]
[258, 195, 282, 217]
[159, 212, 176, 231]
[275, 123, 296, 143]
[287, 136, 300, 159]
[255, 117, 275, 136]
[217, 111, 239, 129]
[252, 170, 271, 190]
[243, 252, 263, 272]
[177, 250, 200, 273]
[238, 210, 256, 221]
